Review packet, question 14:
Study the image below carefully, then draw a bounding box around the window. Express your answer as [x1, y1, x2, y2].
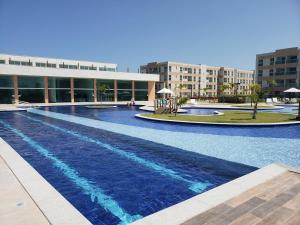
[59, 64, 68, 69]
[48, 77, 71, 103]
[68, 65, 78, 69]
[0, 59, 5, 64]
[18, 76, 44, 103]
[74, 79, 94, 102]
[198, 69, 201, 74]
[180, 75, 182, 81]
[286, 67, 297, 75]
[270, 58, 274, 65]
[168, 75, 171, 81]
[36, 62, 46, 67]
[117, 80, 132, 101]
[47, 63, 56, 68]
[168, 66, 172, 72]
[187, 76, 192, 81]
[275, 68, 285, 75]
[9, 60, 20, 65]
[96, 79, 114, 102]
[180, 67, 183, 72]
[258, 59, 263, 66]
[188, 68, 192, 74]
[286, 56, 298, 64]
[0, 75, 13, 104]
[258, 70, 263, 76]
[194, 68, 196, 74]
[275, 57, 286, 64]
[80, 66, 89, 70]
[275, 80, 284, 87]
[9, 60, 32, 66]
[269, 69, 274, 76]
[21, 61, 33, 66]
[89, 66, 97, 70]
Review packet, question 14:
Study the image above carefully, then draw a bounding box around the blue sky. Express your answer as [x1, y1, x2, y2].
[0, 0, 299, 71]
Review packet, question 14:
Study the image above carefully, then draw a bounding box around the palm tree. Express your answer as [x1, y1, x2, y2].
[176, 84, 186, 97]
[266, 78, 277, 98]
[229, 82, 241, 103]
[97, 84, 109, 103]
[219, 84, 230, 102]
[249, 84, 262, 119]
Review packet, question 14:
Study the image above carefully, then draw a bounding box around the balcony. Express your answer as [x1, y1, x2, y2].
[286, 59, 298, 64]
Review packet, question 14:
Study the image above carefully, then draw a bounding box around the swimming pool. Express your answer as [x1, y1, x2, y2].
[0, 105, 299, 225]
[0, 109, 256, 225]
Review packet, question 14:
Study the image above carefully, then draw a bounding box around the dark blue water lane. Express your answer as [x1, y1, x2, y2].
[41, 105, 300, 139]
[0, 111, 256, 225]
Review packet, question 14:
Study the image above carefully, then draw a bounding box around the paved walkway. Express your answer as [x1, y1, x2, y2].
[183, 170, 300, 225]
[0, 156, 50, 225]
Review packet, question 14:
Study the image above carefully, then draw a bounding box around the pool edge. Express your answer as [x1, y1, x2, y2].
[0, 138, 92, 225]
[130, 163, 289, 225]
[135, 113, 300, 126]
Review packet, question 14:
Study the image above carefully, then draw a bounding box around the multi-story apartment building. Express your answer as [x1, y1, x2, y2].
[256, 47, 300, 96]
[140, 62, 254, 98]
[0, 54, 159, 104]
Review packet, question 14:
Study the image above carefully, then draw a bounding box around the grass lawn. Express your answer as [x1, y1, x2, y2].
[233, 105, 275, 109]
[142, 111, 296, 123]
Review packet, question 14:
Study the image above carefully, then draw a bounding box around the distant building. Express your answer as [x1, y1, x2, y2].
[140, 62, 254, 98]
[256, 47, 300, 96]
[0, 54, 159, 104]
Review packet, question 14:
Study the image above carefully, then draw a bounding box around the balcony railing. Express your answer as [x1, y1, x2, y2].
[286, 59, 298, 64]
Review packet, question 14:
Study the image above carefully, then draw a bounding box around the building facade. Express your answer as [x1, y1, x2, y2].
[256, 47, 300, 96]
[140, 62, 254, 98]
[0, 54, 158, 104]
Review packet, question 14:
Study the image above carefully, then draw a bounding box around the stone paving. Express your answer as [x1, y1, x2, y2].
[182, 171, 300, 225]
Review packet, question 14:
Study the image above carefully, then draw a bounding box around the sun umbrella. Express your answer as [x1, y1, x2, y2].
[283, 87, 300, 93]
[284, 87, 300, 119]
[157, 88, 174, 94]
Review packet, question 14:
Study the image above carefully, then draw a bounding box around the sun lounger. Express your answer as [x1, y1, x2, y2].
[272, 98, 278, 103]
[266, 98, 273, 104]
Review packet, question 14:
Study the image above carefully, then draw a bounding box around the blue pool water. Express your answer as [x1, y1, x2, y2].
[42, 105, 300, 139]
[0, 110, 256, 225]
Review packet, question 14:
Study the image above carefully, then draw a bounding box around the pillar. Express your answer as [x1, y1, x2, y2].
[13, 75, 19, 104]
[44, 76, 49, 104]
[70, 78, 74, 103]
[148, 81, 155, 102]
[132, 80, 135, 100]
[93, 79, 97, 102]
[114, 80, 117, 102]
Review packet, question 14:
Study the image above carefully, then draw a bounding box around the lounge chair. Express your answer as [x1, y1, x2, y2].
[272, 98, 278, 104]
[266, 98, 273, 104]
[190, 99, 197, 105]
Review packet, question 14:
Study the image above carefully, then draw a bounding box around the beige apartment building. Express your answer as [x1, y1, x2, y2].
[140, 62, 254, 98]
[256, 47, 300, 96]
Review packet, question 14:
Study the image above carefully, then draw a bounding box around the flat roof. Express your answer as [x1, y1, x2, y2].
[0, 64, 159, 81]
[0, 53, 117, 68]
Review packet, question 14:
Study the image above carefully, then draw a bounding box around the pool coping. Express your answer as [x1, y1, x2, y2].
[0, 138, 92, 225]
[130, 163, 291, 225]
[135, 113, 300, 126]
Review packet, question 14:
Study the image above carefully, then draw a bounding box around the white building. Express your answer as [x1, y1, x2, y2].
[0, 54, 159, 104]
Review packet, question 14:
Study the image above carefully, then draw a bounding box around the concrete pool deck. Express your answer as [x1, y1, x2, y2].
[0, 138, 92, 225]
